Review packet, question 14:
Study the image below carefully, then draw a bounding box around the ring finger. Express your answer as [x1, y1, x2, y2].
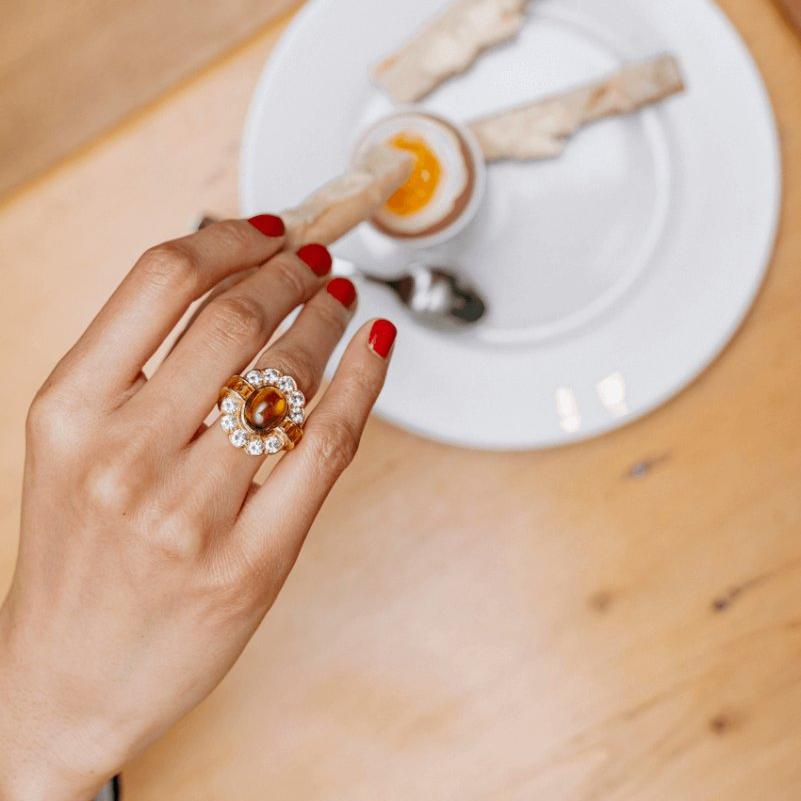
[186, 275, 359, 500]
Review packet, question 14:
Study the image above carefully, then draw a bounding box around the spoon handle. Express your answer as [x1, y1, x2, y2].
[333, 257, 404, 290]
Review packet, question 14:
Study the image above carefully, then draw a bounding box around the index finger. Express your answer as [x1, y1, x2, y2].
[53, 215, 286, 399]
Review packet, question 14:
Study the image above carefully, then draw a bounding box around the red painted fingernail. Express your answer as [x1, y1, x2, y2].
[327, 277, 357, 309]
[247, 214, 285, 238]
[368, 319, 397, 359]
[297, 243, 332, 276]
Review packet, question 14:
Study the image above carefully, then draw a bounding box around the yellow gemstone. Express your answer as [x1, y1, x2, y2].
[244, 387, 287, 431]
[280, 418, 304, 447]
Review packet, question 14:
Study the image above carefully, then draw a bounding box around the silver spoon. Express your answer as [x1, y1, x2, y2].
[333, 257, 486, 328]
[196, 216, 487, 327]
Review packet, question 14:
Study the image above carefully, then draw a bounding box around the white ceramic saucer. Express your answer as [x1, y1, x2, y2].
[241, 0, 781, 450]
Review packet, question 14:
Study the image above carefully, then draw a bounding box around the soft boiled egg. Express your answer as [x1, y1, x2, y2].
[354, 110, 485, 246]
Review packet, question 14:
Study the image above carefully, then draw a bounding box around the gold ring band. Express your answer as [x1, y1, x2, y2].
[218, 368, 306, 456]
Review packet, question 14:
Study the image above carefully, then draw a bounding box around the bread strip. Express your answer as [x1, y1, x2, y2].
[281, 145, 414, 249]
[470, 54, 685, 162]
[372, 0, 529, 103]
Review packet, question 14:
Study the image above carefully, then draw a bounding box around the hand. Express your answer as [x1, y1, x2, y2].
[0, 216, 397, 801]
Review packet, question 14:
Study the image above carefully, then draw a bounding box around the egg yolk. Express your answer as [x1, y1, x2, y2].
[385, 134, 442, 217]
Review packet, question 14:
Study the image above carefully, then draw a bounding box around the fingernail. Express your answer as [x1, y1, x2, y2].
[327, 277, 357, 309]
[248, 214, 285, 238]
[368, 319, 397, 359]
[297, 243, 333, 276]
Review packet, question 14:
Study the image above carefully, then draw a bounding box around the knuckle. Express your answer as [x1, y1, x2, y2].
[26, 382, 77, 446]
[207, 294, 268, 347]
[314, 298, 348, 333]
[82, 454, 206, 562]
[329, 367, 381, 419]
[212, 219, 251, 251]
[79, 433, 155, 516]
[311, 415, 361, 476]
[270, 254, 309, 300]
[347, 364, 381, 398]
[202, 550, 263, 614]
[137, 243, 200, 295]
[148, 511, 206, 563]
[269, 343, 317, 395]
[82, 458, 140, 517]
[26, 388, 57, 440]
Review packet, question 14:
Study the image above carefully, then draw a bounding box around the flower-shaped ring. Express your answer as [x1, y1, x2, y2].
[218, 368, 306, 457]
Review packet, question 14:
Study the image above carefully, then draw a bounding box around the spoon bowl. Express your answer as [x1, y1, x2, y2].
[333, 257, 487, 329]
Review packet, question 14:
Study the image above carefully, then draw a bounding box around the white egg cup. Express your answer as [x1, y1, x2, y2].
[352, 106, 487, 250]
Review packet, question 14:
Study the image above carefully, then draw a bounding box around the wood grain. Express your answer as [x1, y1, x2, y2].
[1, 1, 801, 799]
[0, 0, 299, 198]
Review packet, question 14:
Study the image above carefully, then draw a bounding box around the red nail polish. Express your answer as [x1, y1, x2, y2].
[297, 243, 332, 276]
[327, 277, 357, 309]
[369, 319, 397, 359]
[248, 214, 285, 238]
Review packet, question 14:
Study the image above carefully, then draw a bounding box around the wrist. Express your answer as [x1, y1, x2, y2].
[0, 610, 113, 801]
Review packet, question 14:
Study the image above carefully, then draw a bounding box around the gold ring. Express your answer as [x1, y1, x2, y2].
[218, 368, 305, 456]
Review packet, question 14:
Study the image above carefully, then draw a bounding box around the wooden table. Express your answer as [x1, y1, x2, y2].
[2, 2, 801, 798]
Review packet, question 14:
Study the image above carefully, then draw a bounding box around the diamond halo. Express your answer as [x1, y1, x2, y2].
[218, 368, 305, 457]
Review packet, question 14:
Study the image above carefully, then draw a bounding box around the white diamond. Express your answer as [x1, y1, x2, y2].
[278, 376, 296, 393]
[266, 433, 284, 454]
[245, 370, 264, 387]
[229, 429, 247, 448]
[220, 396, 239, 414]
[220, 414, 237, 433]
[288, 391, 305, 408]
[262, 368, 280, 385]
[246, 437, 265, 456]
[289, 408, 305, 425]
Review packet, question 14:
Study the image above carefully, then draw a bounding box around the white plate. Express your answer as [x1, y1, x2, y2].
[241, 0, 781, 450]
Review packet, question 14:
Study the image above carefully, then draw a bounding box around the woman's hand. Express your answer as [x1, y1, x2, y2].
[0, 216, 396, 801]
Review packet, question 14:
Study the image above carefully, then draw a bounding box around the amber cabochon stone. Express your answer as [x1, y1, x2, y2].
[245, 386, 287, 431]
